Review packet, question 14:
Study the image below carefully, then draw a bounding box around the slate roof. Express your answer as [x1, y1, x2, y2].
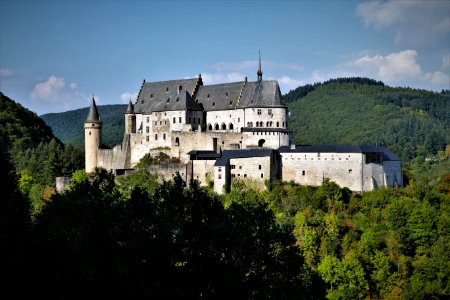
[278, 145, 400, 161]
[135, 78, 201, 113]
[215, 149, 274, 166]
[134, 77, 285, 114]
[187, 150, 221, 160]
[85, 98, 101, 123]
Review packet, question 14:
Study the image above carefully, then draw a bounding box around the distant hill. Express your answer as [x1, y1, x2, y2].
[1, 92, 56, 152]
[286, 78, 450, 162]
[41, 104, 126, 147]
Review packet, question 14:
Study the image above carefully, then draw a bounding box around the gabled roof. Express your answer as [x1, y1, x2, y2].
[215, 149, 275, 166]
[196, 81, 244, 111]
[278, 145, 400, 161]
[134, 77, 285, 114]
[135, 78, 201, 113]
[238, 80, 284, 108]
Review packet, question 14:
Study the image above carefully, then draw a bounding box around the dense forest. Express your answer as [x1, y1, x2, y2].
[2, 156, 449, 298]
[0, 93, 84, 212]
[1, 80, 449, 298]
[41, 104, 127, 146]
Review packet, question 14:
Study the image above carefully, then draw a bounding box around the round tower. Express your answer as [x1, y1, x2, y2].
[125, 99, 136, 134]
[84, 97, 102, 173]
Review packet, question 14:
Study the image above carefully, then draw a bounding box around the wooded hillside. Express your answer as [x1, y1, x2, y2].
[41, 104, 126, 146]
[286, 78, 450, 162]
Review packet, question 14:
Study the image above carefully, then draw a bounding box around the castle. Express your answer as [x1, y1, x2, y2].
[84, 58, 403, 193]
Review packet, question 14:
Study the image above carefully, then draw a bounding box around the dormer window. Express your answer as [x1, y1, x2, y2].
[167, 98, 170, 103]
[176, 97, 179, 102]
[225, 92, 228, 97]
[150, 94, 153, 98]
[178, 85, 182, 94]
[166, 87, 169, 92]
[207, 94, 210, 99]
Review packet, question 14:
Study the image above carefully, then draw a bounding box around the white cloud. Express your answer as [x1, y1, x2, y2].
[120, 92, 138, 103]
[314, 49, 449, 91]
[30, 76, 66, 102]
[269, 75, 304, 92]
[0, 68, 13, 77]
[357, 0, 450, 47]
[29, 75, 95, 111]
[200, 72, 246, 85]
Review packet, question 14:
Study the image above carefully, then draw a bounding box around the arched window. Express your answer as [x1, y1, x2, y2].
[276, 121, 279, 127]
[208, 124, 212, 131]
[175, 137, 180, 146]
[258, 139, 265, 147]
[221, 123, 226, 130]
[215, 123, 219, 130]
[229, 123, 234, 130]
[282, 122, 285, 127]
[266, 121, 269, 127]
[248, 122, 253, 127]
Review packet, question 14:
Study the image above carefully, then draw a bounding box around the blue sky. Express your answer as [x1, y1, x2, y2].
[1, 0, 449, 115]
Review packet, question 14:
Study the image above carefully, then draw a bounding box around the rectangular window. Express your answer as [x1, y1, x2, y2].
[179, 117, 182, 123]
[244, 174, 247, 178]
[154, 121, 157, 126]
[218, 174, 222, 179]
[302, 170, 305, 176]
[146, 126, 149, 133]
[257, 109, 262, 115]
[198, 118, 200, 124]
[268, 109, 272, 115]
[188, 117, 191, 123]
[146, 136, 149, 142]
[163, 133, 166, 140]
[155, 134, 158, 140]
[261, 173, 264, 178]
[258, 165, 261, 170]
[231, 165, 235, 169]
[218, 167, 222, 172]
[146, 117, 149, 123]
[173, 117, 176, 124]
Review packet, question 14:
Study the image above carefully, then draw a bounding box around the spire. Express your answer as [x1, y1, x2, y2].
[257, 50, 263, 81]
[85, 96, 101, 123]
[126, 99, 134, 114]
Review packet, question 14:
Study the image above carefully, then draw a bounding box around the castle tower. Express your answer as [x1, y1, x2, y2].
[84, 97, 102, 173]
[125, 99, 136, 134]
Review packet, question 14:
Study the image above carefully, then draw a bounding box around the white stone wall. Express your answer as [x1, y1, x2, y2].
[229, 156, 271, 182]
[244, 107, 287, 129]
[206, 109, 244, 132]
[214, 165, 227, 194]
[242, 131, 290, 148]
[192, 160, 216, 186]
[281, 152, 365, 191]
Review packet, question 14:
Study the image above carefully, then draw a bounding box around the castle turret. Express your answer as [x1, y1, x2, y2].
[125, 99, 136, 134]
[84, 97, 102, 173]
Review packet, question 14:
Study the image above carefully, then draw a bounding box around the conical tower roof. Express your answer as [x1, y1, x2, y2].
[126, 99, 134, 114]
[85, 97, 101, 123]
